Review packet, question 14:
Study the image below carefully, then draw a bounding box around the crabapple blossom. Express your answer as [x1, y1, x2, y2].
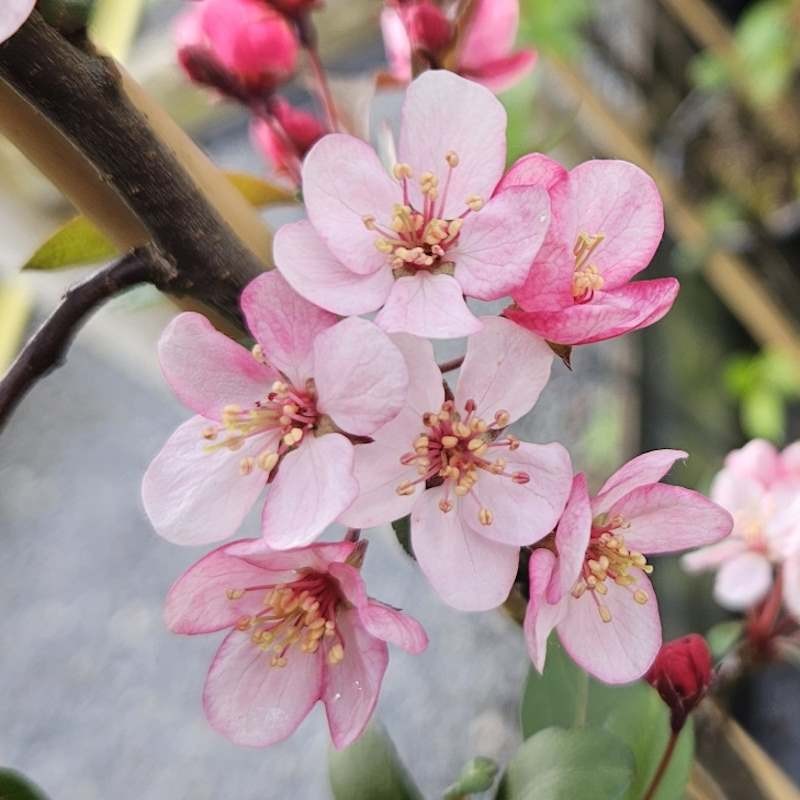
[339, 317, 572, 611]
[142, 271, 408, 550]
[682, 439, 800, 618]
[0, 0, 34, 45]
[500, 154, 679, 346]
[382, 0, 537, 93]
[166, 539, 427, 748]
[275, 70, 551, 338]
[524, 452, 733, 683]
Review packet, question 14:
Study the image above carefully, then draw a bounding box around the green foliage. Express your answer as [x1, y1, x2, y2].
[23, 216, 119, 271]
[0, 769, 49, 800]
[518, 0, 593, 58]
[442, 756, 499, 798]
[37, 0, 95, 33]
[706, 620, 744, 659]
[496, 727, 634, 800]
[328, 723, 423, 800]
[391, 515, 415, 559]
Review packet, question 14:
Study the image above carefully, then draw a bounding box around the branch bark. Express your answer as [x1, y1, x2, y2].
[0, 246, 173, 432]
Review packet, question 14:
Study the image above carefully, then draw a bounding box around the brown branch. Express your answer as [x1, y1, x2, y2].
[0, 246, 173, 432]
[438, 355, 465, 373]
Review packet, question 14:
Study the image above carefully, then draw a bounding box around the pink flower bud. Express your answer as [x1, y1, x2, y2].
[404, 2, 453, 54]
[645, 634, 713, 731]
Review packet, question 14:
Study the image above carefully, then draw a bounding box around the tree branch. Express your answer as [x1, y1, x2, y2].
[0, 246, 173, 432]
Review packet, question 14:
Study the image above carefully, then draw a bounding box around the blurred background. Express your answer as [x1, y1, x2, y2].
[1, 0, 800, 797]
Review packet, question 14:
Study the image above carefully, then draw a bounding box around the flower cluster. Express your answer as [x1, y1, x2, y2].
[148, 61, 733, 749]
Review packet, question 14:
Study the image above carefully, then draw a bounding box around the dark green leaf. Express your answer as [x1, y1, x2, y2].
[392, 516, 415, 559]
[0, 769, 49, 800]
[38, 0, 94, 33]
[443, 756, 499, 798]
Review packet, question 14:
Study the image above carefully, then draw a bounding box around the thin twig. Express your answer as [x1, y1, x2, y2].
[643, 729, 680, 800]
[438, 355, 465, 373]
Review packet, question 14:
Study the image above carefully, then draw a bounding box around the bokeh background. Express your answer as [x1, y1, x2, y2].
[1, 0, 800, 797]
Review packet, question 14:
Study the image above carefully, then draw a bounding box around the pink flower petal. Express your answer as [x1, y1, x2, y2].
[460, 442, 573, 547]
[274, 220, 393, 316]
[411, 486, 519, 611]
[558, 571, 662, 684]
[381, 6, 412, 82]
[452, 186, 550, 300]
[709, 469, 766, 514]
[780, 442, 800, 483]
[714, 551, 772, 611]
[608, 483, 734, 555]
[323, 608, 388, 749]
[241, 271, 337, 386]
[523, 548, 566, 672]
[725, 439, 782, 488]
[229, 540, 356, 571]
[681, 538, 747, 573]
[498, 153, 569, 194]
[782, 552, 800, 620]
[142, 416, 272, 545]
[302, 133, 398, 275]
[313, 317, 408, 436]
[158, 312, 276, 421]
[550, 473, 592, 602]
[593, 449, 689, 514]
[455, 316, 553, 426]
[374, 272, 483, 338]
[203, 629, 323, 747]
[398, 71, 506, 220]
[506, 278, 679, 346]
[0, 0, 34, 45]
[467, 51, 538, 94]
[458, 0, 519, 67]
[390, 332, 446, 414]
[261, 433, 359, 549]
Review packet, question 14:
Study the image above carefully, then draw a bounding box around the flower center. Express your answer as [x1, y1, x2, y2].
[571, 513, 653, 622]
[227, 572, 345, 668]
[363, 151, 483, 277]
[396, 399, 529, 527]
[572, 232, 605, 302]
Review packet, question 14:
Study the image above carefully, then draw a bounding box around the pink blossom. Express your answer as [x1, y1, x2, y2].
[142, 271, 408, 549]
[166, 539, 427, 748]
[339, 317, 572, 611]
[682, 440, 800, 618]
[275, 70, 551, 338]
[0, 0, 34, 45]
[500, 154, 679, 346]
[382, 0, 537, 94]
[525, 452, 733, 683]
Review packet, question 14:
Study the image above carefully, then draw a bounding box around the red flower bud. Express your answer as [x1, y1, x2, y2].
[645, 634, 713, 731]
[404, 2, 453, 55]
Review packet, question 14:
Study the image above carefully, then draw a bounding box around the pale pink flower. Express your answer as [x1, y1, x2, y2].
[682, 439, 800, 618]
[142, 272, 408, 549]
[500, 154, 679, 346]
[525, 452, 733, 683]
[382, 0, 537, 94]
[340, 317, 572, 611]
[0, 0, 34, 44]
[275, 70, 551, 338]
[166, 539, 427, 748]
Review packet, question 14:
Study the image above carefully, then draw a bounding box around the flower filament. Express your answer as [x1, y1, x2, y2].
[572, 232, 605, 302]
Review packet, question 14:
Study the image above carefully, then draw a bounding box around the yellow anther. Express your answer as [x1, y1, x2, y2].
[454, 485, 469, 497]
[202, 426, 218, 440]
[235, 616, 253, 631]
[634, 590, 649, 605]
[494, 410, 511, 428]
[466, 195, 484, 212]
[441, 435, 459, 448]
[446, 218, 464, 240]
[393, 162, 413, 180]
[599, 606, 612, 623]
[362, 215, 377, 230]
[226, 588, 245, 600]
[271, 381, 288, 394]
[270, 655, 288, 668]
[396, 481, 416, 496]
[239, 457, 256, 476]
[327, 643, 345, 665]
[439, 498, 454, 513]
[572, 581, 587, 599]
[445, 150, 459, 167]
[257, 451, 279, 472]
[251, 343, 265, 364]
[375, 238, 394, 254]
[414, 435, 429, 450]
[594, 582, 608, 596]
[283, 427, 304, 446]
[479, 507, 493, 526]
[467, 438, 484, 452]
[507, 435, 520, 451]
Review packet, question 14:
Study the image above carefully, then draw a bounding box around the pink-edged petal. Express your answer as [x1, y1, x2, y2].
[158, 312, 276, 420]
[241, 271, 337, 386]
[782, 553, 800, 620]
[374, 272, 483, 339]
[593, 449, 689, 514]
[724, 439, 782, 488]
[550, 473, 592, 602]
[461, 442, 573, 547]
[261, 433, 359, 549]
[608, 483, 734, 555]
[274, 220, 393, 316]
[228, 540, 356, 571]
[709, 469, 766, 514]
[313, 317, 408, 436]
[506, 278, 679, 346]
[203, 629, 323, 747]
[467, 51, 538, 94]
[0, 0, 34, 45]
[142, 416, 272, 546]
[303, 133, 398, 275]
[323, 608, 388, 749]
[459, 0, 519, 67]
[452, 186, 550, 301]
[713, 551, 772, 611]
[561, 160, 664, 287]
[681, 538, 748, 573]
[381, 6, 412, 82]
[411, 486, 519, 611]
[455, 316, 552, 425]
[498, 153, 569, 193]
[523, 548, 567, 672]
[398, 71, 506, 220]
[558, 571, 661, 684]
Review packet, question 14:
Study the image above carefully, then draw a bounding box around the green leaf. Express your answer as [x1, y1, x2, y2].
[23, 216, 119, 271]
[706, 620, 744, 659]
[443, 756, 499, 798]
[38, 0, 95, 33]
[328, 722, 423, 800]
[225, 172, 297, 207]
[0, 768, 49, 800]
[496, 727, 634, 800]
[391, 516, 414, 559]
[742, 387, 785, 441]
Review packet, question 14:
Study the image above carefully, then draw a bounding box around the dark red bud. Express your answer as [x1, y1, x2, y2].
[405, 2, 453, 55]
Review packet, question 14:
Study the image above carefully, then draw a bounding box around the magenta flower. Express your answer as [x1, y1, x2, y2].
[0, 0, 34, 45]
[166, 539, 427, 748]
[142, 271, 408, 549]
[524, 452, 733, 683]
[682, 439, 800, 617]
[500, 154, 679, 346]
[339, 317, 572, 611]
[274, 70, 551, 338]
[381, 0, 537, 94]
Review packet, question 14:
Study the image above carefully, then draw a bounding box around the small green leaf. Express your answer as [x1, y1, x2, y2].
[443, 756, 499, 798]
[392, 516, 414, 559]
[225, 172, 297, 207]
[742, 387, 785, 441]
[706, 620, 744, 659]
[329, 722, 423, 800]
[496, 727, 634, 800]
[0, 768, 50, 800]
[23, 217, 118, 271]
